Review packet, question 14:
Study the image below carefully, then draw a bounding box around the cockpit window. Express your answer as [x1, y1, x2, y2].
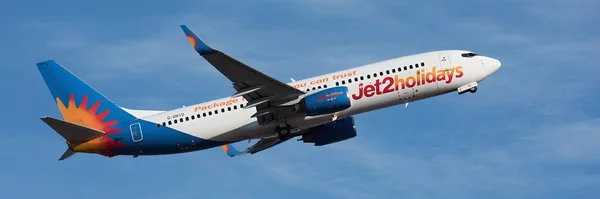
[461, 53, 478, 58]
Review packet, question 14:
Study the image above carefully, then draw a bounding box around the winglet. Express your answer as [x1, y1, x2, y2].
[180, 25, 217, 55]
[221, 144, 245, 157]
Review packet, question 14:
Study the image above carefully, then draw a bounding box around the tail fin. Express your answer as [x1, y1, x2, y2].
[36, 60, 136, 131]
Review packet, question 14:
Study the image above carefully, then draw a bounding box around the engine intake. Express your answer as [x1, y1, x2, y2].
[303, 87, 351, 116]
[300, 117, 357, 146]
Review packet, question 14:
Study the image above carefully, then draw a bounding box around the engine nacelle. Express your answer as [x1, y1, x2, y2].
[300, 117, 357, 146]
[303, 86, 351, 116]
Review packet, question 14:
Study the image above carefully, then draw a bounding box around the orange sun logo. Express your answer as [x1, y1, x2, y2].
[56, 94, 121, 134]
[57, 94, 125, 157]
[186, 35, 198, 48]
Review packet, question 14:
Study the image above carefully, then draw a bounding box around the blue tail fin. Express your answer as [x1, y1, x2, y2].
[37, 60, 136, 131]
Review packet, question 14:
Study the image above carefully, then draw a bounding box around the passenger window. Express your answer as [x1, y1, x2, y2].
[312, 87, 316, 90]
[234, 105, 237, 110]
[386, 70, 390, 74]
[318, 86, 322, 89]
[360, 76, 364, 80]
[409, 65, 413, 69]
[415, 64, 419, 68]
[214, 110, 219, 115]
[354, 77, 358, 82]
[335, 82, 339, 86]
[228, 107, 232, 111]
[162, 122, 166, 126]
[179, 118, 183, 122]
[379, 72, 383, 76]
[185, 117, 189, 121]
[373, 73, 377, 77]
[392, 69, 396, 73]
[174, 120, 178, 124]
[348, 79, 352, 83]
[367, 74, 371, 79]
[191, 115, 195, 120]
[168, 121, 172, 125]
[306, 89, 310, 92]
[421, 62, 425, 66]
[240, 104, 244, 108]
[342, 80, 346, 84]
[197, 114, 201, 118]
[208, 112, 212, 116]
[404, 66, 407, 70]
[157, 123, 160, 128]
[221, 108, 225, 113]
[324, 85, 328, 88]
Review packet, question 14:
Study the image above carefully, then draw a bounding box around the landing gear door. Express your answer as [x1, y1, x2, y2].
[130, 123, 143, 143]
[438, 52, 451, 69]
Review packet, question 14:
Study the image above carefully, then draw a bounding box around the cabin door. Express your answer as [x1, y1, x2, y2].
[438, 52, 452, 69]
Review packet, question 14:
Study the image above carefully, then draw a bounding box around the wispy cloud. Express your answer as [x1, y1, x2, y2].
[242, 117, 600, 198]
[511, 0, 600, 23]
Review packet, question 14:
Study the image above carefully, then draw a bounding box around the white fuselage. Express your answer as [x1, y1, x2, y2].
[137, 50, 501, 143]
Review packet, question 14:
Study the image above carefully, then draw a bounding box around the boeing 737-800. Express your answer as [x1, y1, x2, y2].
[38, 25, 501, 160]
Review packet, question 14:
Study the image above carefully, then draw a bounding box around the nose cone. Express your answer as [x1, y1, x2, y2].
[489, 57, 501, 72]
[482, 56, 502, 73]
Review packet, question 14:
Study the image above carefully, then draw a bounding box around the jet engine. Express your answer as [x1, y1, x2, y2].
[299, 117, 357, 146]
[302, 86, 351, 116]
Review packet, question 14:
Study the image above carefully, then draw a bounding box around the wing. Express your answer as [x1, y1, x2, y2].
[180, 25, 305, 124]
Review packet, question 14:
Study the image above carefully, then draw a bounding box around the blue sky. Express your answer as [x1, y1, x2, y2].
[1, 0, 599, 198]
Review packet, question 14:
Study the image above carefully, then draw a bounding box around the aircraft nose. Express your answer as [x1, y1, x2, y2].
[490, 57, 501, 71]
[483, 56, 501, 72]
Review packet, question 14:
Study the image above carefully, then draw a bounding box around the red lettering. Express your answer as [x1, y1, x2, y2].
[436, 70, 446, 82]
[364, 85, 375, 97]
[455, 66, 464, 78]
[421, 69, 426, 85]
[406, 76, 416, 88]
[351, 83, 364, 100]
[394, 75, 405, 90]
[445, 68, 456, 84]
[382, 77, 394, 94]
[416, 71, 421, 86]
[426, 67, 436, 83]
[374, 79, 383, 95]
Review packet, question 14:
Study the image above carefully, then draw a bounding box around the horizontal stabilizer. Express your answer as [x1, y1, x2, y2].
[59, 148, 76, 161]
[41, 116, 103, 145]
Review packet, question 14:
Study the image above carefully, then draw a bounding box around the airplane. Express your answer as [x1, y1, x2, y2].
[38, 25, 501, 160]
